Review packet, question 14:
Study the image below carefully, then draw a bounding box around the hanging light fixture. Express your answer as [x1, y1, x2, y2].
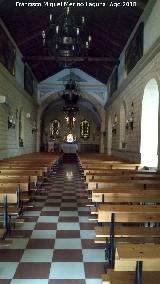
[42, 7, 92, 60]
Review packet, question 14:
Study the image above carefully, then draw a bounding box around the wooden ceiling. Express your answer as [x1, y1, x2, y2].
[0, 0, 149, 83]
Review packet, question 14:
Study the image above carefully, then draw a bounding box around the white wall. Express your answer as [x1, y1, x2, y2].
[0, 63, 37, 159]
[143, 0, 160, 54]
[114, 0, 159, 88]
[0, 19, 38, 97]
[105, 46, 160, 163]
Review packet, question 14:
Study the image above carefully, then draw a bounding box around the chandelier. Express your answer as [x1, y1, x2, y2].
[62, 76, 79, 132]
[42, 7, 92, 60]
[62, 78, 79, 107]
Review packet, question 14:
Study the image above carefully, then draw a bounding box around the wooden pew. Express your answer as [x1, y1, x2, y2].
[101, 269, 160, 284]
[0, 165, 48, 174]
[95, 226, 160, 238]
[88, 179, 160, 191]
[86, 172, 160, 183]
[92, 189, 160, 203]
[88, 181, 146, 191]
[0, 192, 22, 232]
[0, 174, 37, 183]
[82, 163, 140, 171]
[114, 243, 160, 271]
[0, 181, 28, 192]
[0, 169, 43, 176]
[97, 204, 160, 223]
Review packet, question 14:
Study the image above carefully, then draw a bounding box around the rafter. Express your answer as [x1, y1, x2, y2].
[23, 56, 118, 63]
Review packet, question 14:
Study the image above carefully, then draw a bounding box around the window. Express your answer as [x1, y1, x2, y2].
[49, 120, 60, 138]
[80, 120, 90, 139]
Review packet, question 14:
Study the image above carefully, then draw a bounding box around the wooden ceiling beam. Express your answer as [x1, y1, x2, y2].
[23, 56, 118, 63]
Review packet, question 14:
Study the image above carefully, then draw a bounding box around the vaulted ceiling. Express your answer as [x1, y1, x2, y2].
[0, 0, 149, 83]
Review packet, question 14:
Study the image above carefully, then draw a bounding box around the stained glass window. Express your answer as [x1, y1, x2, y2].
[49, 120, 60, 137]
[80, 120, 90, 139]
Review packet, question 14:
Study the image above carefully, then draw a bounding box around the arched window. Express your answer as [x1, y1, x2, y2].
[49, 119, 60, 138]
[140, 79, 159, 168]
[80, 120, 90, 139]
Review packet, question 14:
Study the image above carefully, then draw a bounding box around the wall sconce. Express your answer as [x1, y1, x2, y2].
[8, 114, 16, 129]
[112, 114, 118, 134]
[0, 95, 6, 104]
[126, 103, 134, 131]
[32, 120, 38, 134]
[26, 113, 31, 119]
[125, 119, 129, 130]
[122, 141, 127, 148]
[19, 137, 24, 147]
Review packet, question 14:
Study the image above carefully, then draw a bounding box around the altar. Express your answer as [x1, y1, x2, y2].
[61, 143, 78, 153]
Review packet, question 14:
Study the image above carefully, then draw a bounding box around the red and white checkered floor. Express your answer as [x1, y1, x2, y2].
[0, 162, 105, 284]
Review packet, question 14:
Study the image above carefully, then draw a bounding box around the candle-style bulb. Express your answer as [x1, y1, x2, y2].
[67, 7, 70, 15]
[50, 14, 53, 22]
[42, 30, 45, 39]
[56, 25, 59, 34]
[76, 28, 80, 36]
[82, 16, 85, 24]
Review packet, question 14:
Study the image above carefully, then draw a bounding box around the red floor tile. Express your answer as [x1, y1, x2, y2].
[81, 239, 105, 249]
[0, 250, 24, 262]
[35, 223, 57, 230]
[14, 263, 51, 278]
[27, 239, 55, 249]
[84, 262, 106, 278]
[56, 230, 80, 238]
[53, 249, 83, 261]
[58, 217, 79, 222]
[49, 280, 85, 284]
[41, 211, 59, 216]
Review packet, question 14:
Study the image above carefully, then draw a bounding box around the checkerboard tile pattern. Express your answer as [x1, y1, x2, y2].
[0, 161, 105, 283]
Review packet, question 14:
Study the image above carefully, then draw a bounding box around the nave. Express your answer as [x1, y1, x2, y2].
[0, 155, 104, 283]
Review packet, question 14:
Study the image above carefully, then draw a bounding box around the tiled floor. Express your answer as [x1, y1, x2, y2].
[0, 160, 105, 283]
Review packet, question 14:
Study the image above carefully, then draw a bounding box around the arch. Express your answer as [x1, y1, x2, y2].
[107, 115, 112, 155]
[119, 101, 127, 149]
[140, 79, 159, 167]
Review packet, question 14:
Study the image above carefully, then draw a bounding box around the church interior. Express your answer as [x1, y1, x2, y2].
[0, 0, 160, 283]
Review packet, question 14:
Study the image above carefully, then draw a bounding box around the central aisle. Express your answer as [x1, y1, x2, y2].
[0, 158, 105, 283]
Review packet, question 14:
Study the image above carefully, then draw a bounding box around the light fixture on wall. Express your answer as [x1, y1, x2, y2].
[42, 7, 91, 63]
[8, 113, 16, 129]
[26, 113, 31, 119]
[0, 95, 6, 104]
[129, 102, 134, 130]
[112, 114, 118, 135]
[32, 120, 38, 134]
[126, 102, 134, 131]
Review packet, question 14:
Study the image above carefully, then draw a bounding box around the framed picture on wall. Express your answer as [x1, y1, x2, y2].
[125, 22, 144, 75]
[24, 65, 34, 96]
[0, 24, 16, 76]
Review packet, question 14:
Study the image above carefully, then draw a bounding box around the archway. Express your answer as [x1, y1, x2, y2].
[107, 116, 112, 155]
[140, 79, 159, 167]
